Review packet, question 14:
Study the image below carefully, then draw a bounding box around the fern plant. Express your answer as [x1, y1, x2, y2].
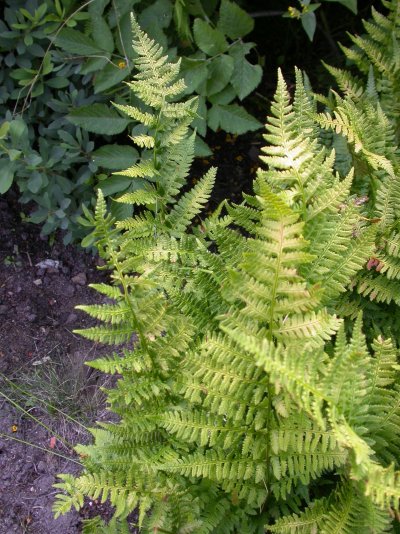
[54, 15, 400, 534]
[317, 0, 400, 343]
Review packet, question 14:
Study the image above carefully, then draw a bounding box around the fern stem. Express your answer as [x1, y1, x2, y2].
[111, 252, 152, 359]
[265, 380, 273, 498]
[297, 175, 307, 217]
[153, 98, 165, 223]
[264, 222, 285, 497]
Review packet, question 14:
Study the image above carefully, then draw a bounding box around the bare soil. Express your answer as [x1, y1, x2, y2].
[0, 191, 119, 533]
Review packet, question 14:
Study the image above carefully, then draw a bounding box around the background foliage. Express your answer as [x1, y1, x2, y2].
[0, 0, 367, 243]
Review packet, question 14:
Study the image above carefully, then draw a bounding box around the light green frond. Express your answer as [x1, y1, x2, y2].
[86, 348, 153, 375]
[273, 310, 341, 347]
[162, 99, 198, 119]
[321, 481, 392, 534]
[268, 496, 328, 533]
[159, 449, 264, 490]
[76, 303, 131, 325]
[323, 62, 364, 100]
[330, 419, 374, 468]
[88, 283, 123, 301]
[159, 409, 245, 448]
[339, 43, 367, 71]
[115, 159, 158, 179]
[365, 463, 400, 511]
[293, 67, 318, 139]
[358, 273, 400, 306]
[82, 517, 131, 534]
[55, 13, 400, 531]
[375, 169, 400, 226]
[270, 481, 392, 533]
[53, 474, 85, 518]
[370, 335, 399, 388]
[222, 324, 327, 425]
[130, 15, 181, 94]
[166, 167, 216, 236]
[318, 97, 396, 172]
[107, 374, 171, 407]
[129, 134, 155, 149]
[225, 203, 261, 235]
[74, 324, 134, 345]
[378, 253, 400, 280]
[112, 103, 157, 127]
[161, 133, 196, 202]
[160, 119, 194, 148]
[126, 80, 167, 108]
[115, 211, 156, 234]
[116, 188, 158, 206]
[313, 224, 376, 302]
[271, 447, 347, 500]
[306, 168, 354, 220]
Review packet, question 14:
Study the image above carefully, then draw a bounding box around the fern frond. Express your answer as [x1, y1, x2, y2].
[88, 283, 123, 300]
[323, 481, 392, 534]
[74, 324, 135, 345]
[271, 447, 347, 500]
[323, 62, 365, 100]
[115, 159, 158, 179]
[273, 310, 340, 346]
[82, 517, 131, 534]
[268, 496, 328, 533]
[314, 224, 376, 302]
[358, 273, 400, 306]
[129, 134, 155, 149]
[53, 474, 85, 517]
[58, 15, 400, 531]
[370, 335, 399, 388]
[306, 167, 354, 220]
[112, 103, 157, 128]
[166, 167, 216, 235]
[365, 463, 400, 511]
[115, 211, 156, 234]
[87, 348, 153, 374]
[159, 409, 246, 448]
[75, 303, 131, 324]
[116, 188, 158, 206]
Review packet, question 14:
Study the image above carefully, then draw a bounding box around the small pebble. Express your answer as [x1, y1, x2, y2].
[65, 312, 78, 325]
[71, 272, 87, 286]
[37, 461, 46, 473]
[33, 279, 42, 286]
[64, 283, 75, 297]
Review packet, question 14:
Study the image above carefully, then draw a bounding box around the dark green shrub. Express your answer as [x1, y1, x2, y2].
[0, 0, 263, 242]
[0, 0, 102, 242]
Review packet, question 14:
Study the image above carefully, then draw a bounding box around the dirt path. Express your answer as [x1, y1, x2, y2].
[0, 193, 113, 533]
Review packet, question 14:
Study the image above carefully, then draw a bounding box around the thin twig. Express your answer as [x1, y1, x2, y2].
[0, 373, 90, 431]
[25, 251, 33, 267]
[112, 0, 130, 66]
[14, 0, 97, 116]
[0, 389, 73, 449]
[0, 433, 82, 465]
[248, 10, 284, 18]
[60, 53, 126, 68]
